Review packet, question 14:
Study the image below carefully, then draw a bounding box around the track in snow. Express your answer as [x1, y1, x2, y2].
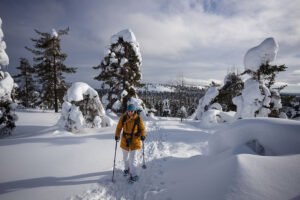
[70, 118, 209, 200]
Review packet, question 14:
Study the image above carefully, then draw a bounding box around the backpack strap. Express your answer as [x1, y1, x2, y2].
[126, 116, 139, 148]
[122, 114, 127, 126]
[135, 116, 141, 136]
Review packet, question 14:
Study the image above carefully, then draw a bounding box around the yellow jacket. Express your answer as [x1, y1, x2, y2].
[115, 113, 146, 151]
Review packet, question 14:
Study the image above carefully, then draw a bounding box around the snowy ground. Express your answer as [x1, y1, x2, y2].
[0, 110, 300, 200]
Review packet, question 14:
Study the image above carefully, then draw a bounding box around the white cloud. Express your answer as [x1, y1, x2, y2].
[1, 0, 299, 88]
[292, 70, 300, 76]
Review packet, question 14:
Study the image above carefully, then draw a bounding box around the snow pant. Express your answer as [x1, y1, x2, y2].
[122, 149, 138, 176]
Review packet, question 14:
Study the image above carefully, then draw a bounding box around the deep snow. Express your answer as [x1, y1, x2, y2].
[0, 110, 300, 200]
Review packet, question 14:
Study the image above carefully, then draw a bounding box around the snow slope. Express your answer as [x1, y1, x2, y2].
[0, 110, 300, 200]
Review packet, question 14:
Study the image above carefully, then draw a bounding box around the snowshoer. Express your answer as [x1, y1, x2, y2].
[115, 104, 146, 183]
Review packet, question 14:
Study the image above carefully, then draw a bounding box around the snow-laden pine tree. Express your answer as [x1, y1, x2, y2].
[13, 58, 37, 107]
[26, 28, 76, 112]
[178, 105, 188, 122]
[94, 29, 142, 113]
[213, 72, 244, 112]
[59, 82, 113, 132]
[0, 18, 17, 136]
[233, 37, 286, 118]
[162, 99, 171, 116]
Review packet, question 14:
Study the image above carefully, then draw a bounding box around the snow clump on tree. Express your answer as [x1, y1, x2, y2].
[244, 37, 278, 72]
[59, 82, 113, 132]
[0, 18, 9, 66]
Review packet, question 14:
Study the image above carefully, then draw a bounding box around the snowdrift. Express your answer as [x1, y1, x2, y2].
[154, 118, 300, 200]
[209, 118, 300, 156]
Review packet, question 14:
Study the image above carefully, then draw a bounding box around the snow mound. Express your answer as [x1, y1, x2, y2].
[209, 118, 300, 156]
[244, 37, 278, 71]
[59, 82, 113, 132]
[0, 18, 9, 66]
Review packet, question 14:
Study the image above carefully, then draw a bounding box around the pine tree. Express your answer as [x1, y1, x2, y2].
[13, 58, 36, 107]
[242, 62, 287, 88]
[94, 29, 142, 113]
[242, 62, 287, 117]
[26, 28, 76, 112]
[213, 72, 244, 111]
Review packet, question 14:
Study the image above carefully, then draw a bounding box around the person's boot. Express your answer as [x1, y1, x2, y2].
[123, 169, 130, 177]
[128, 175, 139, 183]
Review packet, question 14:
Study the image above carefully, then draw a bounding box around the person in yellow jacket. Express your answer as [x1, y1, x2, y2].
[115, 104, 146, 182]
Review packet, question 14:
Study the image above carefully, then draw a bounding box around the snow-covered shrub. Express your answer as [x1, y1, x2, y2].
[178, 106, 188, 119]
[269, 90, 283, 117]
[193, 85, 238, 125]
[281, 96, 300, 119]
[59, 82, 113, 132]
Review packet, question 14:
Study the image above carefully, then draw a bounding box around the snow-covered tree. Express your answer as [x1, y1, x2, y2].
[13, 58, 38, 107]
[281, 95, 299, 119]
[233, 37, 286, 119]
[178, 105, 188, 122]
[94, 29, 142, 113]
[213, 72, 243, 112]
[194, 86, 219, 120]
[26, 28, 76, 112]
[59, 82, 113, 132]
[0, 18, 17, 136]
[162, 99, 171, 116]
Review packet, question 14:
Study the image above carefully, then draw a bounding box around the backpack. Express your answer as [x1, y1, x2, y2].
[122, 114, 141, 136]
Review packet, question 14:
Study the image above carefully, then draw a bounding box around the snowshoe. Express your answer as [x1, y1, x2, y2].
[128, 175, 139, 184]
[123, 169, 130, 177]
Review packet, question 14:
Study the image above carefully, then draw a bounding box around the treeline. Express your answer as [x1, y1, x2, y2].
[97, 85, 206, 117]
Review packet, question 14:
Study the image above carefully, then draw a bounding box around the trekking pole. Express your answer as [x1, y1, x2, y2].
[142, 140, 147, 169]
[112, 140, 118, 182]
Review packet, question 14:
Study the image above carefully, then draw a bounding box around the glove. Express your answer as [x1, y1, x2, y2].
[115, 136, 120, 141]
[140, 136, 146, 141]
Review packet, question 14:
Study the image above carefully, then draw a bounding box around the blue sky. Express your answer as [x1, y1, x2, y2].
[1, 0, 299, 92]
